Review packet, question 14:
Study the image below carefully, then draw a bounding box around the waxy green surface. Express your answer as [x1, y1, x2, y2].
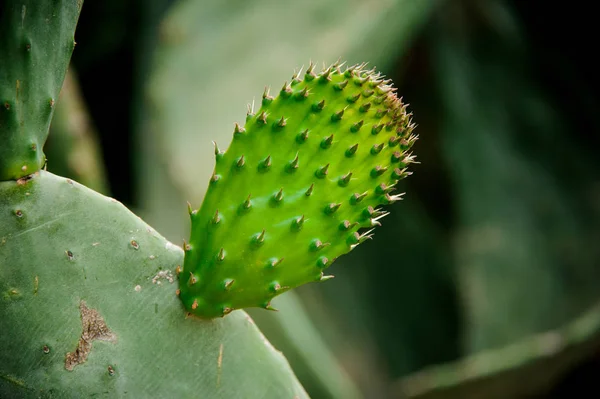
[0, 0, 82, 180]
[181, 63, 417, 318]
[0, 172, 308, 398]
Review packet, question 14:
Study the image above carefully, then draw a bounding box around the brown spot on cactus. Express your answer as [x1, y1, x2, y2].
[64, 301, 116, 371]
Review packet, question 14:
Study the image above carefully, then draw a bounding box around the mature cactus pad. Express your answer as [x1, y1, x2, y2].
[181, 62, 417, 318]
[0, 0, 81, 180]
[0, 172, 308, 398]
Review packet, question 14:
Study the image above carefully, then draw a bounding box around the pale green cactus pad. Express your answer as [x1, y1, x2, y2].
[0, 171, 308, 398]
[180, 62, 417, 318]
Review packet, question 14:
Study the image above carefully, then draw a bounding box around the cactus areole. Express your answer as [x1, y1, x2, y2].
[180, 62, 417, 319]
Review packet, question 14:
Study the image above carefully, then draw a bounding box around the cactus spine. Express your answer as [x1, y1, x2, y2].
[180, 62, 418, 319]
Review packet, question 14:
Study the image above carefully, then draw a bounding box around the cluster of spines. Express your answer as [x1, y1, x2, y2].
[180, 60, 417, 318]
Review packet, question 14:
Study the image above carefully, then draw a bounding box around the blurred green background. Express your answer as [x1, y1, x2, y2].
[45, 0, 600, 397]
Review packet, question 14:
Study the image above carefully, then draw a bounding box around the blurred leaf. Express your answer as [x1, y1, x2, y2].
[249, 293, 363, 399]
[396, 302, 600, 399]
[387, 0, 600, 396]
[432, 0, 600, 353]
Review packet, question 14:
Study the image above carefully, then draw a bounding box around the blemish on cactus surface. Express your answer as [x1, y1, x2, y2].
[65, 250, 74, 260]
[180, 61, 417, 318]
[65, 301, 116, 371]
[42, 345, 50, 354]
[130, 239, 139, 250]
[108, 365, 115, 376]
[16, 173, 34, 185]
[4, 288, 20, 300]
[34, 275, 39, 295]
[152, 270, 174, 285]
[217, 343, 224, 387]
[0, 374, 26, 388]
[14, 209, 23, 217]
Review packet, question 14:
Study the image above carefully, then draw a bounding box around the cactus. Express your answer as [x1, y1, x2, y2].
[0, 0, 420, 396]
[0, 171, 308, 397]
[180, 62, 417, 318]
[0, 0, 81, 181]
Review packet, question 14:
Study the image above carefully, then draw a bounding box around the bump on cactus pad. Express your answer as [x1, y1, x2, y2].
[179, 61, 417, 318]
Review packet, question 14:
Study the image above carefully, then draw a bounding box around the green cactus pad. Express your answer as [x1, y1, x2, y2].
[0, 171, 308, 398]
[0, 0, 81, 180]
[180, 62, 417, 319]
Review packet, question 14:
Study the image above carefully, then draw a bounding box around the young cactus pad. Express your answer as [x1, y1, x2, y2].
[180, 62, 417, 318]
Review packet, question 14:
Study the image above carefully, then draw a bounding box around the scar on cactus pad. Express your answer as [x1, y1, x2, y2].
[179, 61, 417, 319]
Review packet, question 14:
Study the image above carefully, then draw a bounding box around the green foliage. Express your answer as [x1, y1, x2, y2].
[180, 63, 416, 318]
[0, 171, 308, 398]
[0, 0, 81, 180]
